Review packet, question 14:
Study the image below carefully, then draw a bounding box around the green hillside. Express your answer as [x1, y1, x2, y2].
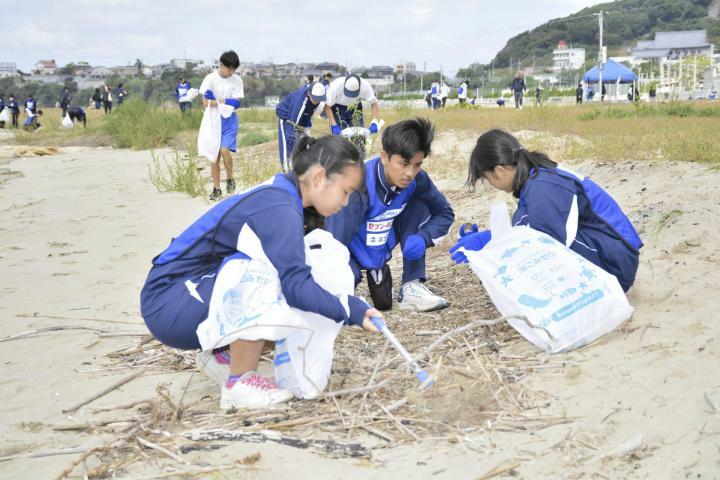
[491, 0, 720, 68]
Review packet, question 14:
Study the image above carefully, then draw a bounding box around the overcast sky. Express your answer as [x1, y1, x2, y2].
[1, 0, 607, 75]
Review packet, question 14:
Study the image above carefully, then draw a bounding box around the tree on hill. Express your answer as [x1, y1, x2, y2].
[490, 0, 718, 68]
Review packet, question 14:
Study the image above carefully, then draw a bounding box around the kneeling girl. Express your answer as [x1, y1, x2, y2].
[140, 135, 382, 409]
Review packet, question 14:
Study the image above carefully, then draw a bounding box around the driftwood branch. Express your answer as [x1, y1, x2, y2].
[184, 429, 370, 458]
[1, 325, 111, 343]
[0, 447, 88, 462]
[62, 370, 145, 413]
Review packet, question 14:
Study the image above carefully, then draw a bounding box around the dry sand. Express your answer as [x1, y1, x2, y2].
[0, 134, 718, 479]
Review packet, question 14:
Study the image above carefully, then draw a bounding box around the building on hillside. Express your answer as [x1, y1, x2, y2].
[394, 61, 417, 75]
[89, 66, 113, 80]
[112, 65, 140, 77]
[553, 41, 585, 71]
[316, 62, 345, 75]
[74, 61, 92, 77]
[27, 74, 63, 84]
[33, 59, 57, 75]
[171, 58, 200, 70]
[632, 30, 711, 61]
[255, 63, 274, 77]
[275, 63, 300, 79]
[0, 61, 18, 78]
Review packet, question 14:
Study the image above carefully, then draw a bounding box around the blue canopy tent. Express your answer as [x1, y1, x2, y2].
[582, 59, 638, 101]
[582, 59, 637, 83]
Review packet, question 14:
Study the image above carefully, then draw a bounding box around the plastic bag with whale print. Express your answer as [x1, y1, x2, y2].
[463, 203, 634, 353]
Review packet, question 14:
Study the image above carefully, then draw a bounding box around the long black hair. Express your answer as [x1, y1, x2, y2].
[467, 129, 557, 198]
[290, 134, 363, 232]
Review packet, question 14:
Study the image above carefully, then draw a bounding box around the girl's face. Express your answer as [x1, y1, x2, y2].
[307, 164, 362, 217]
[484, 165, 516, 193]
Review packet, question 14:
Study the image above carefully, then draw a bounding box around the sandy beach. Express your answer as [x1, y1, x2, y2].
[0, 135, 718, 479]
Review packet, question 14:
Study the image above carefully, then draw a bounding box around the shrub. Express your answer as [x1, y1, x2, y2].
[148, 149, 207, 198]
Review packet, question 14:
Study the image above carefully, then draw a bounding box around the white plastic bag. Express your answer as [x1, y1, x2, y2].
[61, 113, 73, 129]
[196, 224, 305, 349]
[274, 229, 354, 399]
[197, 103, 221, 162]
[464, 203, 633, 353]
[0, 108, 8, 122]
[195, 226, 354, 399]
[179, 87, 199, 103]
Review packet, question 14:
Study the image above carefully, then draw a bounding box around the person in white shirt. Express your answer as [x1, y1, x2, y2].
[199, 50, 245, 201]
[440, 82, 450, 108]
[323, 74, 381, 136]
[458, 81, 468, 105]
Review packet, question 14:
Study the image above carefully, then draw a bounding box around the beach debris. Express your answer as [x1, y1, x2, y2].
[62, 370, 145, 414]
[185, 429, 371, 458]
[13, 146, 59, 157]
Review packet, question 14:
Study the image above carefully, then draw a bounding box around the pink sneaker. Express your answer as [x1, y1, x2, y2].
[220, 371, 294, 409]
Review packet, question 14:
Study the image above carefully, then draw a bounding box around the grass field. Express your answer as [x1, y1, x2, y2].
[8, 100, 719, 168]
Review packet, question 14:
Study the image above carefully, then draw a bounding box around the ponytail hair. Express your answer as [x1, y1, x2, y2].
[290, 134, 363, 234]
[291, 134, 362, 178]
[467, 129, 557, 198]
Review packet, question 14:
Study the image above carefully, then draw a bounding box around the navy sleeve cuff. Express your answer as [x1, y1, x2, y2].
[347, 295, 370, 327]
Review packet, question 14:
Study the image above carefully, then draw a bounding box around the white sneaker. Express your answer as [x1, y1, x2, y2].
[397, 280, 449, 312]
[220, 371, 294, 409]
[196, 350, 230, 386]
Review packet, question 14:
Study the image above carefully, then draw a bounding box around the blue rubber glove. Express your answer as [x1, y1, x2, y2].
[448, 230, 491, 264]
[369, 120, 379, 134]
[402, 234, 426, 260]
[203, 90, 216, 100]
[459, 223, 479, 238]
[225, 98, 240, 109]
[331, 124, 342, 135]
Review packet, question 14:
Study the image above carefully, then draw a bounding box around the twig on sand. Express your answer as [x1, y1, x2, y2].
[62, 370, 145, 413]
[15, 312, 142, 326]
[1, 325, 111, 342]
[184, 429, 371, 458]
[477, 461, 521, 479]
[135, 436, 188, 465]
[0, 447, 88, 462]
[705, 392, 720, 414]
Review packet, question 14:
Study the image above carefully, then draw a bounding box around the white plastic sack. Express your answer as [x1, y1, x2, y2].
[195, 226, 354, 399]
[464, 203, 633, 353]
[61, 113, 73, 129]
[179, 87, 199, 103]
[274, 229, 354, 399]
[197, 104, 221, 162]
[0, 108, 8, 122]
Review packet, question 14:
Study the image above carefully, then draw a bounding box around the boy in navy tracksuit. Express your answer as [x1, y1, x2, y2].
[451, 129, 641, 292]
[67, 106, 87, 127]
[8, 95, 20, 128]
[325, 118, 455, 312]
[24, 95, 37, 115]
[59, 87, 72, 117]
[176, 77, 192, 113]
[0, 94, 5, 128]
[509, 72, 526, 109]
[275, 82, 327, 172]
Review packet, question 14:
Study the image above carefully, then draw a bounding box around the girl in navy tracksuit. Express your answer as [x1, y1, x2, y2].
[140, 135, 382, 409]
[450, 129, 642, 292]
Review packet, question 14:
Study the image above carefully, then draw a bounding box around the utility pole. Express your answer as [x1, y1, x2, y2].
[596, 10, 604, 101]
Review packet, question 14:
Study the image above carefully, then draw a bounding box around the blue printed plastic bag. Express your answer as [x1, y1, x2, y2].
[464, 204, 634, 353]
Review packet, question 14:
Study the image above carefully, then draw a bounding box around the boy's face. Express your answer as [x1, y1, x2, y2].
[380, 150, 424, 189]
[218, 64, 236, 78]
